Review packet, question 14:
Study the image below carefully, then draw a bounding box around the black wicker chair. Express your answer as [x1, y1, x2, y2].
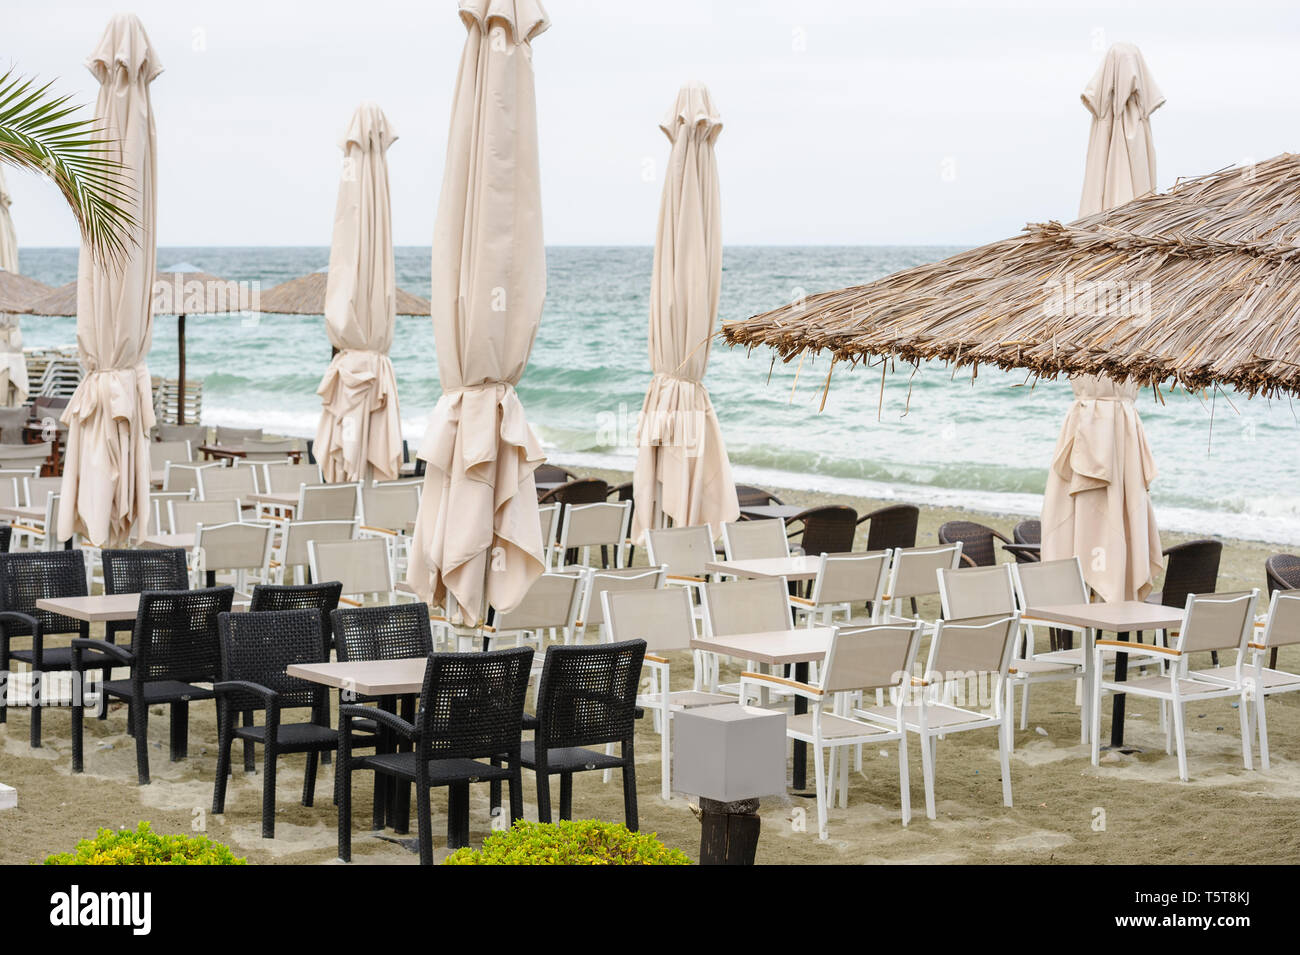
[0, 525, 11, 552]
[71, 586, 234, 783]
[212, 608, 336, 838]
[101, 548, 190, 648]
[0, 549, 105, 747]
[938, 520, 1012, 567]
[856, 504, 919, 551]
[535, 464, 579, 486]
[1265, 554, 1300, 668]
[788, 505, 858, 556]
[517, 639, 646, 830]
[337, 646, 534, 865]
[250, 581, 342, 650]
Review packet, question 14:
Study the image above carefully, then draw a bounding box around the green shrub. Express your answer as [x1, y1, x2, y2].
[44, 821, 246, 866]
[444, 819, 690, 865]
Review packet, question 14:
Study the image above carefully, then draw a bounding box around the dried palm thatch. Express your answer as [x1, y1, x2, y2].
[24, 269, 240, 316]
[257, 269, 430, 316]
[0, 269, 52, 312]
[723, 153, 1300, 398]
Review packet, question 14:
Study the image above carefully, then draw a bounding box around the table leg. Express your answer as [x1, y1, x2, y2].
[792, 661, 809, 790]
[1107, 630, 1138, 750]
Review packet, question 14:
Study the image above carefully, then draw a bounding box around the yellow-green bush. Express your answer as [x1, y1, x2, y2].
[443, 819, 690, 865]
[44, 822, 246, 866]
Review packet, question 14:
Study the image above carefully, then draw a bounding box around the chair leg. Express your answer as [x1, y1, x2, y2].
[897, 734, 911, 827]
[392, 780, 411, 835]
[1018, 680, 1030, 731]
[660, 702, 671, 802]
[134, 697, 151, 785]
[71, 671, 86, 774]
[838, 742, 850, 809]
[303, 750, 320, 806]
[918, 731, 936, 820]
[371, 772, 387, 831]
[999, 714, 1013, 808]
[262, 745, 278, 839]
[1172, 701, 1189, 781]
[169, 701, 189, 761]
[447, 782, 470, 849]
[337, 749, 352, 863]
[509, 764, 523, 823]
[559, 773, 573, 821]
[1258, 696, 1272, 771]
[415, 776, 433, 866]
[813, 741, 829, 840]
[535, 769, 552, 824]
[1237, 693, 1253, 771]
[242, 710, 256, 773]
[1090, 682, 1103, 767]
[212, 705, 233, 814]
[622, 743, 639, 832]
[29, 670, 41, 747]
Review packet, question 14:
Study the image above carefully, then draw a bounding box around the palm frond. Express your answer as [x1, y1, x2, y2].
[0, 69, 137, 266]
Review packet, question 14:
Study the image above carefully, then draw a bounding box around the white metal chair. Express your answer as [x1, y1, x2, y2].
[856, 612, 1021, 820]
[721, 519, 790, 560]
[879, 542, 963, 627]
[0, 443, 51, 472]
[168, 499, 242, 536]
[0, 474, 20, 509]
[197, 464, 259, 504]
[148, 490, 194, 534]
[555, 500, 631, 570]
[298, 483, 361, 522]
[740, 620, 924, 836]
[357, 482, 420, 572]
[792, 550, 891, 626]
[604, 586, 733, 800]
[307, 536, 417, 609]
[939, 563, 1081, 743]
[483, 570, 586, 651]
[215, 425, 262, 445]
[1091, 590, 1260, 780]
[241, 438, 298, 461]
[192, 520, 275, 592]
[698, 576, 795, 693]
[537, 503, 560, 570]
[272, 519, 358, 584]
[581, 565, 667, 642]
[23, 476, 61, 508]
[12, 489, 67, 551]
[149, 439, 193, 470]
[162, 461, 221, 495]
[262, 461, 324, 494]
[646, 523, 715, 613]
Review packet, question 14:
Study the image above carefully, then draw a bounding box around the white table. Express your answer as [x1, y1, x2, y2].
[36, 592, 249, 622]
[705, 555, 822, 583]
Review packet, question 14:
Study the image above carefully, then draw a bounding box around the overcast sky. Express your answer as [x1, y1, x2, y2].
[6, 0, 1299, 248]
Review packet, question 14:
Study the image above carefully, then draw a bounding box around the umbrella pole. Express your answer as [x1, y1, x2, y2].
[177, 312, 186, 425]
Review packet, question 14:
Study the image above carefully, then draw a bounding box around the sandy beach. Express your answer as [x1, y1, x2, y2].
[2, 465, 1295, 866]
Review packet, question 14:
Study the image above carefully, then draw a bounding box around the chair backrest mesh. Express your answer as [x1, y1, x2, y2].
[196, 522, 273, 572]
[264, 462, 323, 493]
[416, 646, 533, 760]
[310, 538, 392, 596]
[281, 520, 356, 569]
[814, 551, 890, 606]
[646, 524, 713, 578]
[534, 640, 646, 749]
[723, 519, 788, 560]
[171, 499, 240, 536]
[0, 549, 87, 635]
[199, 465, 258, 501]
[604, 586, 694, 652]
[939, 564, 1016, 618]
[494, 572, 583, 631]
[582, 566, 664, 628]
[332, 602, 433, 661]
[250, 581, 342, 649]
[299, 483, 359, 522]
[928, 614, 1018, 677]
[1014, 557, 1086, 609]
[135, 586, 234, 683]
[1178, 591, 1256, 655]
[704, 577, 791, 635]
[823, 623, 922, 694]
[538, 503, 560, 546]
[1263, 590, 1300, 649]
[890, 544, 961, 599]
[360, 483, 420, 531]
[218, 607, 325, 711]
[561, 501, 628, 549]
[102, 548, 189, 595]
[149, 440, 192, 469]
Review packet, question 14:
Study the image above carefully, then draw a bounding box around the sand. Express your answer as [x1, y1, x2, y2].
[2, 468, 1298, 866]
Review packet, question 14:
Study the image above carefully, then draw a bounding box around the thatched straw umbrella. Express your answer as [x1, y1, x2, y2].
[27, 267, 237, 426]
[0, 271, 49, 407]
[722, 151, 1300, 400]
[258, 269, 429, 317]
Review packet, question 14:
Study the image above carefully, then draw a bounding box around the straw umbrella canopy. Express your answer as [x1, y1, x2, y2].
[407, 0, 550, 624]
[58, 14, 161, 547]
[631, 82, 738, 541]
[722, 151, 1300, 399]
[1040, 44, 1164, 603]
[0, 168, 35, 406]
[257, 270, 429, 316]
[314, 103, 403, 483]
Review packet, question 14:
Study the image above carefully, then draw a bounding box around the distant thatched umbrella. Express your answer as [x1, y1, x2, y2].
[0, 270, 52, 313]
[258, 268, 430, 316]
[27, 266, 238, 425]
[722, 152, 1300, 399]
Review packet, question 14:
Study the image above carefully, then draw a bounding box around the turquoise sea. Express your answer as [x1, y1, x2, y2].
[14, 245, 1300, 545]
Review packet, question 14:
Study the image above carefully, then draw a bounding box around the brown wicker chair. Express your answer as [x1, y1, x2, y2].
[535, 464, 579, 486]
[1149, 539, 1223, 660]
[856, 504, 918, 552]
[938, 520, 1012, 567]
[736, 484, 784, 508]
[788, 505, 858, 556]
[1264, 554, 1300, 668]
[1013, 520, 1041, 545]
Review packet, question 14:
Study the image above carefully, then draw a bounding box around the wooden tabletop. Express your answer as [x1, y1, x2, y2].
[1024, 600, 1183, 633]
[36, 592, 249, 622]
[705, 554, 822, 582]
[139, 533, 196, 550]
[738, 504, 806, 521]
[691, 626, 835, 666]
[288, 658, 426, 696]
